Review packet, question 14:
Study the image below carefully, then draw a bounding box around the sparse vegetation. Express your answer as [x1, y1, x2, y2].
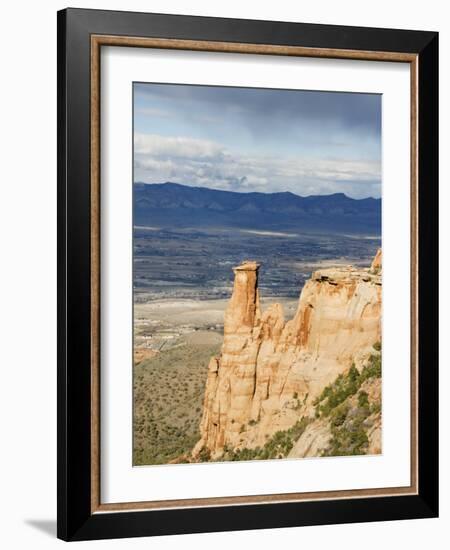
[313, 364, 361, 417]
[324, 422, 369, 456]
[314, 350, 382, 419]
[358, 390, 369, 408]
[219, 417, 311, 462]
[314, 344, 382, 457]
[197, 447, 211, 463]
[133, 340, 221, 465]
[152, 345, 382, 464]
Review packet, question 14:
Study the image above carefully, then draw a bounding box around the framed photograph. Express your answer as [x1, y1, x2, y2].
[57, 8, 438, 541]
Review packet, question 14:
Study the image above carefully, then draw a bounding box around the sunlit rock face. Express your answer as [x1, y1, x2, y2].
[370, 248, 382, 273]
[193, 253, 382, 459]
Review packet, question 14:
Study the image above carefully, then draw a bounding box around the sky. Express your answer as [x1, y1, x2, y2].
[133, 83, 381, 199]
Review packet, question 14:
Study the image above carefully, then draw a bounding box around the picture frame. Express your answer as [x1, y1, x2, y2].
[57, 7, 438, 541]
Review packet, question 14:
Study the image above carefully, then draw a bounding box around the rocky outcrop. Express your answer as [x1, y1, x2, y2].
[193, 254, 382, 459]
[288, 420, 332, 458]
[370, 248, 382, 273]
[288, 375, 382, 458]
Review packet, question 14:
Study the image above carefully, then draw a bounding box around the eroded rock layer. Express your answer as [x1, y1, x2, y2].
[193, 251, 382, 458]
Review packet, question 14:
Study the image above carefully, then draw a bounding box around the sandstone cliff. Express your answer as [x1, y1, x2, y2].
[193, 250, 382, 459]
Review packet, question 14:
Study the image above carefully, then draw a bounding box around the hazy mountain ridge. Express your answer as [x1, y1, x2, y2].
[134, 182, 381, 234]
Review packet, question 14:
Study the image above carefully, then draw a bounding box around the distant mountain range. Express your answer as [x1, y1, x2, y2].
[134, 182, 381, 235]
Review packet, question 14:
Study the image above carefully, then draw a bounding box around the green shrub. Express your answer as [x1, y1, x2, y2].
[315, 354, 381, 419]
[221, 417, 310, 462]
[198, 447, 211, 462]
[331, 404, 349, 427]
[360, 354, 381, 381]
[315, 365, 360, 417]
[358, 391, 369, 408]
[370, 401, 381, 415]
[323, 422, 369, 457]
[313, 352, 382, 458]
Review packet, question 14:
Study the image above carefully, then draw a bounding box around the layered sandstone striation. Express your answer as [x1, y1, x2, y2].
[193, 251, 382, 459]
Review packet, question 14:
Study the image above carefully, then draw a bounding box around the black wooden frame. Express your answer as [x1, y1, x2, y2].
[57, 7, 438, 541]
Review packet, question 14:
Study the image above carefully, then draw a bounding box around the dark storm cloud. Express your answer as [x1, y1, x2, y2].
[134, 83, 381, 138]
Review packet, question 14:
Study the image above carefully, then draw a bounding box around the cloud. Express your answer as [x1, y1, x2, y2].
[135, 107, 174, 119]
[133, 84, 381, 199]
[134, 83, 381, 139]
[134, 133, 381, 199]
[134, 134, 226, 161]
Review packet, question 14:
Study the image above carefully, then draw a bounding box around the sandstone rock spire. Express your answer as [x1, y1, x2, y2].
[193, 252, 382, 459]
[223, 261, 261, 334]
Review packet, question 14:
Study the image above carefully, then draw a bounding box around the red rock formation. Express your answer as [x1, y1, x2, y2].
[193, 253, 382, 459]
